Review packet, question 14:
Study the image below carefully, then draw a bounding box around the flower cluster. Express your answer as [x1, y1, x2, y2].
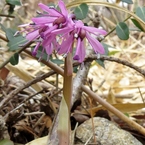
[20, 0, 107, 63]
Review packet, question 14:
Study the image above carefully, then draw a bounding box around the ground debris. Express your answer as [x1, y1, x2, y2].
[0, 115, 10, 140]
[75, 117, 143, 145]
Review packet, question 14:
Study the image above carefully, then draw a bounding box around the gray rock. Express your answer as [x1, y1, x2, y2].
[76, 117, 142, 145]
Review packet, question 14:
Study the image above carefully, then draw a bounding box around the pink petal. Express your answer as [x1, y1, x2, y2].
[75, 20, 84, 28]
[52, 26, 74, 35]
[26, 29, 39, 41]
[83, 26, 107, 36]
[43, 25, 58, 37]
[32, 17, 56, 24]
[73, 38, 86, 63]
[45, 43, 54, 55]
[42, 35, 55, 47]
[52, 39, 60, 51]
[58, 0, 68, 18]
[58, 34, 73, 54]
[38, 3, 62, 17]
[86, 32, 105, 54]
[32, 42, 41, 56]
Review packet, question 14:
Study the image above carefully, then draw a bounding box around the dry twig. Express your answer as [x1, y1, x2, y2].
[86, 55, 145, 77]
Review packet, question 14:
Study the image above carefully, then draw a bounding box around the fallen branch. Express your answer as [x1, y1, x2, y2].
[86, 55, 145, 77]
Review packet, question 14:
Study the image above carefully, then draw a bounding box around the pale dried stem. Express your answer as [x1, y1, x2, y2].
[81, 85, 145, 136]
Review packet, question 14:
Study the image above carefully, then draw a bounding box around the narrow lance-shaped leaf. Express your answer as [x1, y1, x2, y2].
[116, 22, 129, 40]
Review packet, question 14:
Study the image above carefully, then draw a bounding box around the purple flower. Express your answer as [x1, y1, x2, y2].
[19, 0, 73, 57]
[53, 20, 107, 62]
[20, 0, 107, 63]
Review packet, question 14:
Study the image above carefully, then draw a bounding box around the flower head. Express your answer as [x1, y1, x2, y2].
[54, 20, 107, 62]
[20, 0, 107, 63]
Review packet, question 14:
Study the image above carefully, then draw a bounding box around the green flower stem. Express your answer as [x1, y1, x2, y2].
[63, 52, 73, 110]
[57, 52, 73, 145]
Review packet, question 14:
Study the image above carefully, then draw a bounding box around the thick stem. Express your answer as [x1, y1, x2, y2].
[63, 52, 73, 110]
[57, 52, 73, 145]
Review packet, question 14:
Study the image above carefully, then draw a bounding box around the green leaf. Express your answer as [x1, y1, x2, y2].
[131, 18, 144, 31]
[51, 58, 64, 65]
[116, 22, 129, 40]
[0, 23, 6, 32]
[109, 50, 120, 56]
[96, 59, 105, 68]
[102, 43, 109, 56]
[121, 0, 133, 4]
[9, 53, 19, 65]
[5, 29, 27, 51]
[0, 139, 14, 145]
[6, 0, 21, 6]
[5, 28, 15, 40]
[8, 35, 27, 51]
[136, 7, 145, 22]
[124, 112, 129, 117]
[2, 28, 27, 51]
[73, 66, 79, 73]
[74, 3, 88, 20]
